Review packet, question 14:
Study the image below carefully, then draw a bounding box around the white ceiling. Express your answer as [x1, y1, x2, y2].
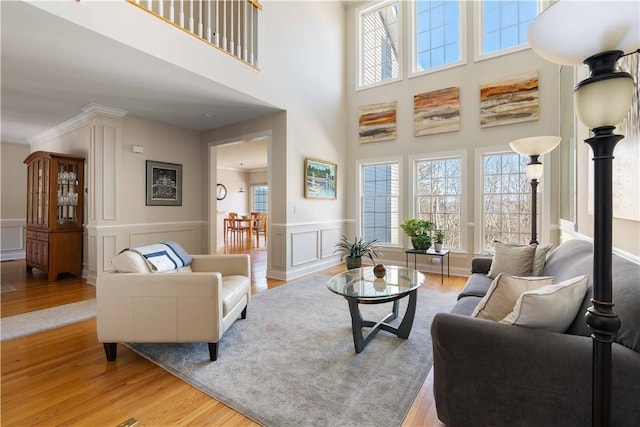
[1, 1, 277, 169]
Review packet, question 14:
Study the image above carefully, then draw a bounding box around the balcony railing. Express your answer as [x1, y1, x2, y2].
[128, 0, 261, 67]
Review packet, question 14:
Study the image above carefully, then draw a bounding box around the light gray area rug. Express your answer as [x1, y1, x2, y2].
[1, 299, 96, 341]
[127, 274, 457, 427]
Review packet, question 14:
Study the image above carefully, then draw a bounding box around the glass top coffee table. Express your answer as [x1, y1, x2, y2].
[327, 265, 425, 353]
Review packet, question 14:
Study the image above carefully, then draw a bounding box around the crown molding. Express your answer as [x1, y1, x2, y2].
[28, 103, 128, 144]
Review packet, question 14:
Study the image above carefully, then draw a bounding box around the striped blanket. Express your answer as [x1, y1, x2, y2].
[128, 241, 192, 272]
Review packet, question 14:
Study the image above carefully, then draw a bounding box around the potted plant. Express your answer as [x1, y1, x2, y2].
[400, 218, 434, 250]
[334, 235, 379, 269]
[434, 229, 445, 252]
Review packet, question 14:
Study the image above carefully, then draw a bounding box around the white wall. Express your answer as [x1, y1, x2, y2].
[1, 142, 30, 260]
[345, 2, 561, 275]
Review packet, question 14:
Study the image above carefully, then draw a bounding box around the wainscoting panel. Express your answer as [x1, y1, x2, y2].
[0, 219, 25, 261]
[320, 227, 342, 259]
[291, 230, 320, 266]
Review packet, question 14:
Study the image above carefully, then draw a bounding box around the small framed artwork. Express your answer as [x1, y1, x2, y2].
[304, 158, 337, 199]
[146, 160, 182, 206]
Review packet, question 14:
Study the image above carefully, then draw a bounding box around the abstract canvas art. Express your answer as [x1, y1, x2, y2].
[480, 71, 539, 128]
[414, 87, 460, 136]
[359, 101, 397, 143]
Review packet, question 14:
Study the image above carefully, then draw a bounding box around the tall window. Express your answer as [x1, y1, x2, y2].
[252, 185, 268, 213]
[481, 0, 538, 56]
[413, 0, 462, 73]
[415, 156, 462, 250]
[360, 161, 400, 244]
[481, 152, 531, 250]
[359, 1, 400, 88]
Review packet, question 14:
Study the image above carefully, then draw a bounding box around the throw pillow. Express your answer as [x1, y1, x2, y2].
[111, 250, 152, 273]
[487, 241, 537, 279]
[472, 273, 554, 321]
[532, 243, 553, 276]
[500, 275, 589, 333]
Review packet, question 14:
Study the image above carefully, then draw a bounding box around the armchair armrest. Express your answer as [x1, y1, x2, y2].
[191, 254, 250, 279]
[470, 256, 492, 274]
[430, 312, 640, 427]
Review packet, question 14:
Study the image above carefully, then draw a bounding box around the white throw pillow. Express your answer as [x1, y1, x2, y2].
[111, 250, 152, 273]
[487, 242, 537, 279]
[532, 243, 553, 276]
[500, 275, 589, 332]
[472, 273, 554, 321]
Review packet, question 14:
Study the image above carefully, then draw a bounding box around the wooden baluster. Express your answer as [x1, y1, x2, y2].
[249, 2, 253, 65]
[189, 0, 194, 32]
[158, 0, 164, 17]
[214, 0, 219, 45]
[222, 0, 227, 50]
[179, 0, 185, 27]
[243, 0, 248, 61]
[206, 0, 211, 42]
[236, 0, 241, 57]
[198, 0, 203, 37]
[169, 0, 175, 22]
[230, 0, 234, 54]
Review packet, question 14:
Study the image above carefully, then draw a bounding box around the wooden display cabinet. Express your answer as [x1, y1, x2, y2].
[24, 151, 85, 281]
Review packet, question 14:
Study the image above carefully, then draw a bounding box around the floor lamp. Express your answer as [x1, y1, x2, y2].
[509, 136, 561, 244]
[527, 2, 639, 426]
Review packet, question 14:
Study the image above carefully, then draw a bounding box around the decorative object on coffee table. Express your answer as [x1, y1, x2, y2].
[373, 264, 386, 278]
[333, 235, 379, 270]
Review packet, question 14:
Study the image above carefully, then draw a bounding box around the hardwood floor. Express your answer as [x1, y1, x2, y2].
[1, 249, 466, 426]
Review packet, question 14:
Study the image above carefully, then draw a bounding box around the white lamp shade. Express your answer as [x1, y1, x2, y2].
[575, 75, 635, 129]
[509, 136, 561, 156]
[526, 163, 544, 181]
[527, 1, 640, 66]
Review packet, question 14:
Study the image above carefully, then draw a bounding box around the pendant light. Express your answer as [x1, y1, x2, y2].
[238, 163, 245, 193]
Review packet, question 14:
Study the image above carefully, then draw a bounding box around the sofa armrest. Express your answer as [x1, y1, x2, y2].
[430, 313, 640, 427]
[470, 256, 492, 274]
[191, 254, 250, 279]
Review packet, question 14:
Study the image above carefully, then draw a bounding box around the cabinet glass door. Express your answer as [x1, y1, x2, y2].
[57, 161, 80, 225]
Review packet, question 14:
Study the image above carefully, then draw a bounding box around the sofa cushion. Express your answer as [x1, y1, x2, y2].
[111, 250, 152, 273]
[458, 273, 493, 299]
[532, 243, 553, 276]
[451, 296, 483, 316]
[500, 275, 589, 332]
[472, 273, 554, 321]
[221, 275, 251, 316]
[488, 242, 537, 279]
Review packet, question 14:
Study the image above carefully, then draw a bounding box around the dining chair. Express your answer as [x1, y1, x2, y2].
[251, 212, 268, 248]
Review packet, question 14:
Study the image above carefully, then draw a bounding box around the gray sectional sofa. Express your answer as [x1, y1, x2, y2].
[430, 238, 640, 426]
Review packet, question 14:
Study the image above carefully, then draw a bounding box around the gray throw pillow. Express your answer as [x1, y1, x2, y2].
[487, 241, 537, 279]
[532, 243, 553, 276]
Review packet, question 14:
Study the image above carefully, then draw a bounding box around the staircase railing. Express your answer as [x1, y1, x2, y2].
[127, 0, 261, 68]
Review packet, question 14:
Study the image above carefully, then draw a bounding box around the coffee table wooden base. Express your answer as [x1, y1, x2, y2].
[345, 289, 418, 353]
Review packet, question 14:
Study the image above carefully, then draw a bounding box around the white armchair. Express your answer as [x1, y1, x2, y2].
[96, 253, 251, 362]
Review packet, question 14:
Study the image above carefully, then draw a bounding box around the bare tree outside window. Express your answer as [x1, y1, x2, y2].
[416, 157, 462, 250]
[482, 152, 531, 250]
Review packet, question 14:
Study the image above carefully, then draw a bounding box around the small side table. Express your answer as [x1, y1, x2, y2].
[405, 248, 450, 284]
